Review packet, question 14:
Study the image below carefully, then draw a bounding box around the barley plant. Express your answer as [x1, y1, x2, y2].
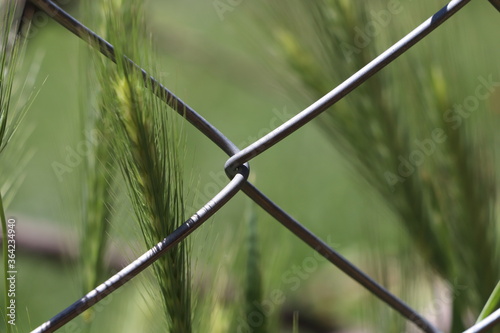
[253, 0, 499, 331]
[242, 201, 267, 333]
[77, 27, 117, 325]
[81, 0, 192, 331]
[0, 2, 32, 331]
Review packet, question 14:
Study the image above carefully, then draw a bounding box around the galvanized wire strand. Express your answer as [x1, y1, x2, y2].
[224, 0, 472, 175]
[242, 182, 442, 333]
[28, 0, 240, 157]
[463, 309, 500, 333]
[30, 168, 249, 333]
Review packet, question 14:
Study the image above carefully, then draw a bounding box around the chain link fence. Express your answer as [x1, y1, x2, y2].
[18, 0, 500, 332]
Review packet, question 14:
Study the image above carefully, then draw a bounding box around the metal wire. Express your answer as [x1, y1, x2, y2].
[241, 183, 440, 333]
[27, 0, 239, 157]
[31, 168, 250, 333]
[24, 0, 499, 332]
[463, 309, 500, 333]
[224, 0, 471, 174]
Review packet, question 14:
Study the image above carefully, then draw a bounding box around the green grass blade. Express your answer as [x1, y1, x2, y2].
[292, 311, 299, 333]
[244, 202, 267, 333]
[0, 2, 30, 331]
[477, 281, 500, 323]
[77, 17, 118, 322]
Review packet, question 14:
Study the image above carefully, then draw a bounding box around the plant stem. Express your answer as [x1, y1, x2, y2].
[477, 281, 500, 323]
[292, 311, 299, 333]
[244, 202, 266, 333]
[0, 194, 11, 333]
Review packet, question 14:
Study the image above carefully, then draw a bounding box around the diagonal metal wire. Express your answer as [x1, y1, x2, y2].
[224, 0, 471, 174]
[31, 168, 250, 333]
[24, 0, 499, 332]
[241, 182, 441, 333]
[27, 0, 239, 157]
